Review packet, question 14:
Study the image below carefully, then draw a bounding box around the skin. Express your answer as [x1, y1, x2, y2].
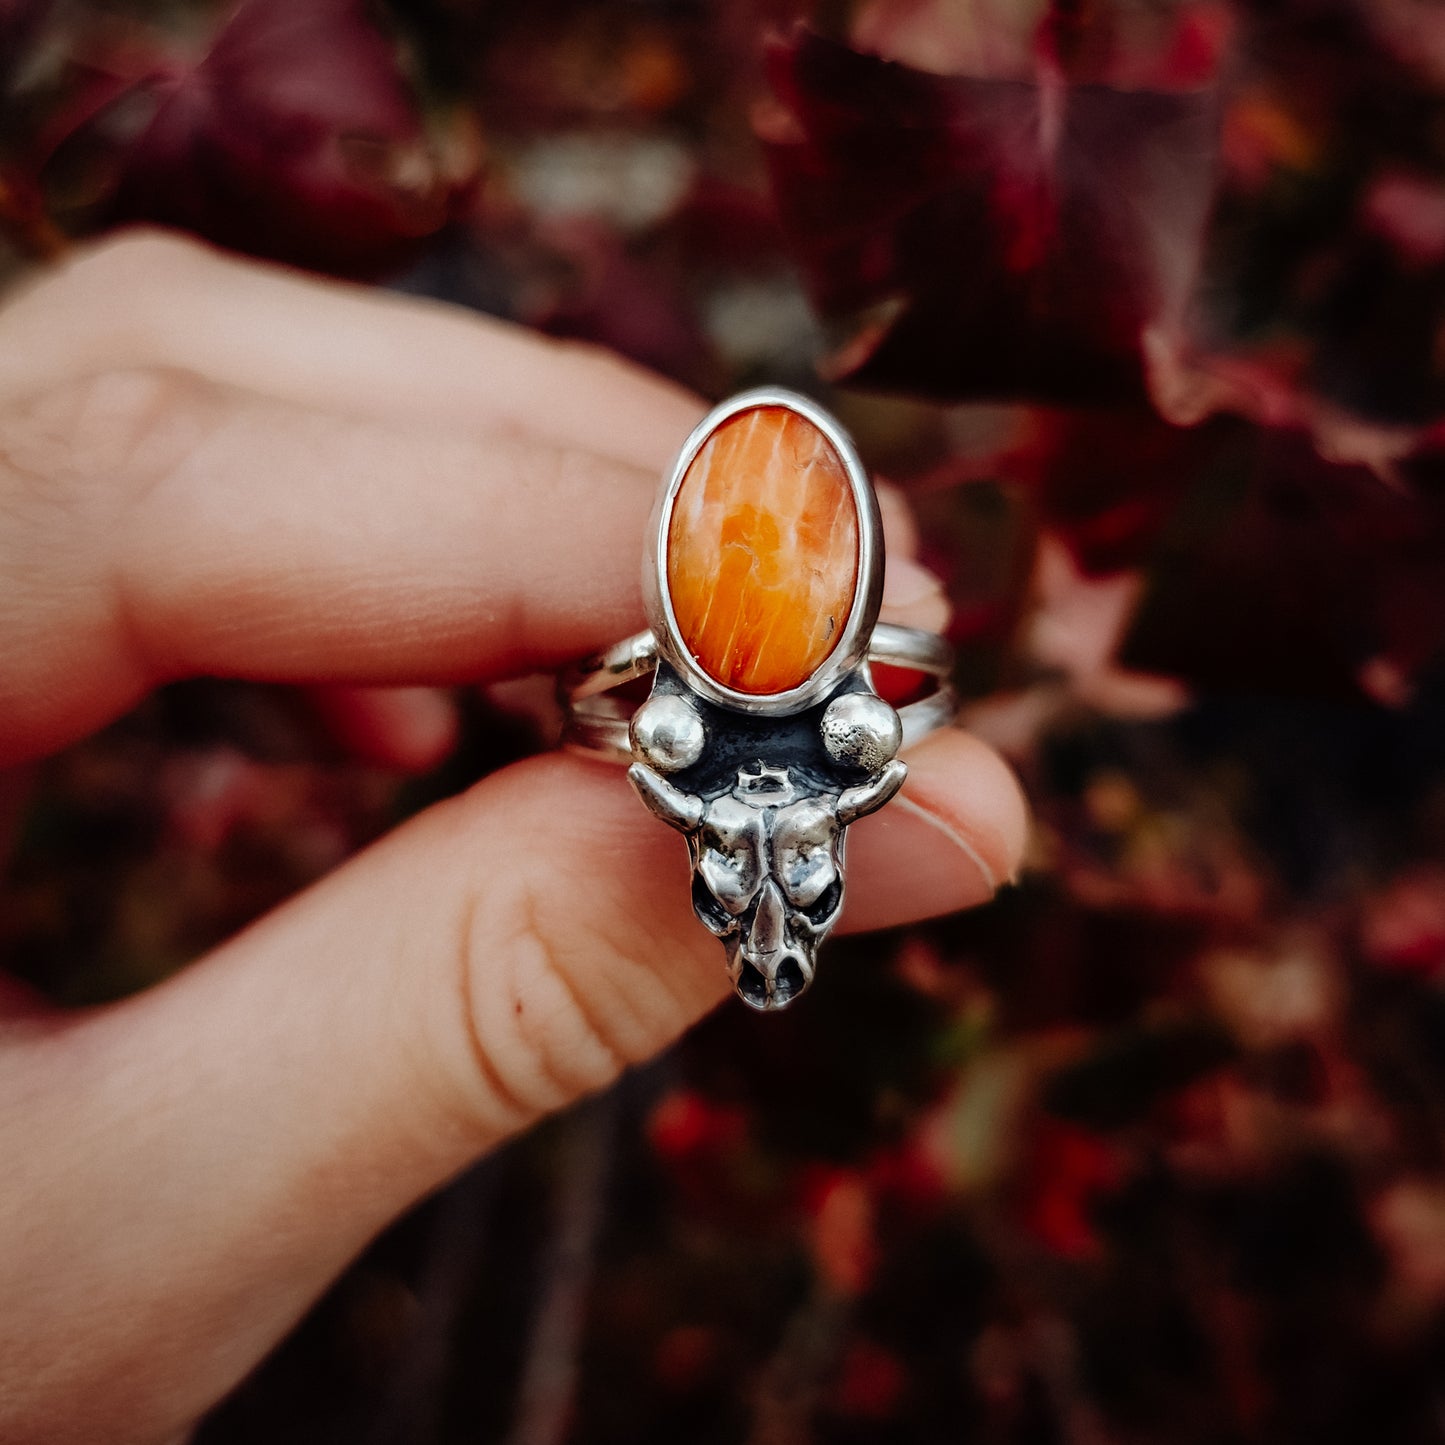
[0, 230, 1030, 1445]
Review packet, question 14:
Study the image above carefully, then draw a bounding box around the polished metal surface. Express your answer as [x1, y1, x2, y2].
[561, 623, 957, 763]
[630, 693, 707, 773]
[630, 753, 905, 1010]
[820, 691, 903, 773]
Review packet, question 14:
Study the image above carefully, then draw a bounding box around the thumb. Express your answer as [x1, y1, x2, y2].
[0, 735, 1024, 1445]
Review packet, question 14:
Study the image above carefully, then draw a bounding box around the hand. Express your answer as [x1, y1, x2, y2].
[0, 231, 1028, 1445]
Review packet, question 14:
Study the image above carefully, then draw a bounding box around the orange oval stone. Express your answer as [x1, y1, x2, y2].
[666, 404, 860, 695]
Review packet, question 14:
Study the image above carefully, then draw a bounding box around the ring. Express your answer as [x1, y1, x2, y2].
[560, 388, 959, 1012]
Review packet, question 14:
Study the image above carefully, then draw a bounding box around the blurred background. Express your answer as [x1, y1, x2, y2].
[6, 0, 1445, 1440]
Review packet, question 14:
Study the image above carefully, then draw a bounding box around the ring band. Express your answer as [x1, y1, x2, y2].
[561, 623, 956, 763]
[558, 386, 958, 1012]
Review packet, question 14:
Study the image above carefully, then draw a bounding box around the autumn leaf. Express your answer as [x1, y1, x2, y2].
[763, 27, 1217, 404]
[29, 0, 471, 277]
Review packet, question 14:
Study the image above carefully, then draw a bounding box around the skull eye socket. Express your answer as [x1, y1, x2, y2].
[796, 876, 843, 932]
[771, 801, 839, 908]
[777, 840, 836, 907]
[698, 838, 763, 914]
[696, 802, 765, 915]
[691, 873, 736, 935]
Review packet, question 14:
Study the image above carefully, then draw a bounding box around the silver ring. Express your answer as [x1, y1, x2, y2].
[561, 623, 956, 762]
[560, 387, 959, 1012]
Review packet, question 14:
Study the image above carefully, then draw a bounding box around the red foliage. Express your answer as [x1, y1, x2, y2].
[762, 28, 1217, 404]
[805, 1167, 878, 1295]
[647, 1088, 749, 1162]
[1018, 1118, 1123, 1257]
[23, 0, 467, 276]
[1178, 0, 1445, 430]
[834, 1338, 907, 1418]
[1121, 426, 1445, 698]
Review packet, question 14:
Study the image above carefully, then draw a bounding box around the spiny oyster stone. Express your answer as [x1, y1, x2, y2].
[666, 405, 859, 695]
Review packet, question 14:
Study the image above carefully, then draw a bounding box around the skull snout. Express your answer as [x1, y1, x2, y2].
[732, 879, 814, 1011]
[744, 878, 786, 965]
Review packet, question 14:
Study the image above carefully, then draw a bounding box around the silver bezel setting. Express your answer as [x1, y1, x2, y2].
[642, 386, 884, 717]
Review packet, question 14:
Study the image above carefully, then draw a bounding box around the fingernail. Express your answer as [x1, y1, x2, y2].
[381, 688, 460, 771]
[891, 792, 1001, 899]
[309, 685, 459, 772]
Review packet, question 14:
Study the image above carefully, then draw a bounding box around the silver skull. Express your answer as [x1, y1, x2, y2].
[629, 758, 905, 1010]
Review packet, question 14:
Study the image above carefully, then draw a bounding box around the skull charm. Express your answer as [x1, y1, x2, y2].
[631, 750, 904, 1009]
[628, 667, 906, 1010]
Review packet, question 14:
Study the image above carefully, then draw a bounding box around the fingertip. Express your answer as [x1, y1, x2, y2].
[875, 479, 920, 558]
[306, 685, 460, 772]
[880, 555, 952, 633]
[907, 727, 1030, 887]
[844, 727, 1029, 932]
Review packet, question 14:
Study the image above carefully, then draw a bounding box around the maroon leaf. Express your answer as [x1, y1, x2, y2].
[993, 406, 1221, 576]
[530, 218, 716, 391]
[1169, 0, 1445, 437]
[1122, 426, 1445, 697]
[35, 0, 468, 277]
[0, 0, 51, 76]
[762, 28, 1217, 404]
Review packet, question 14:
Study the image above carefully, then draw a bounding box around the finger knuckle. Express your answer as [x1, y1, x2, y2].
[51, 226, 213, 299]
[1, 369, 203, 499]
[455, 868, 631, 1131]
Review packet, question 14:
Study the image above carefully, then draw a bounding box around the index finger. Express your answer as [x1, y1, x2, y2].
[0, 230, 705, 473]
[0, 368, 670, 762]
[0, 236, 945, 766]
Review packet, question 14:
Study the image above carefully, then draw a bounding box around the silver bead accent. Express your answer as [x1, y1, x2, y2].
[820, 692, 902, 773]
[630, 693, 706, 772]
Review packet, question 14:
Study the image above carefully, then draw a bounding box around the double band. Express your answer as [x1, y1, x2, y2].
[561, 622, 957, 763]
